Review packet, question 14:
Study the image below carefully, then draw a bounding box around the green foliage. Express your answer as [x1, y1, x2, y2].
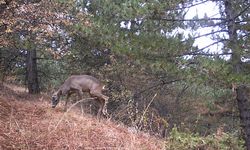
[1, 0, 249, 145]
[166, 127, 245, 150]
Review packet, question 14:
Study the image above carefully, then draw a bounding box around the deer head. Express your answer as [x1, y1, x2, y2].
[51, 90, 61, 108]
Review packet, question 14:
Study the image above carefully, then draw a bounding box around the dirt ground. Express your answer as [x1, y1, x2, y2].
[0, 84, 164, 150]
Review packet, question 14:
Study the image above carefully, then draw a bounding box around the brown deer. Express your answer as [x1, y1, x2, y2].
[51, 75, 109, 118]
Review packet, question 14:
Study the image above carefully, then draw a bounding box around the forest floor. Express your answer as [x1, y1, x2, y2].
[0, 84, 164, 150]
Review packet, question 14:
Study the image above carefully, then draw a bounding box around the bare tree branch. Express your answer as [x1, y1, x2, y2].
[135, 78, 185, 96]
[233, 4, 250, 20]
[191, 29, 228, 41]
[179, 39, 228, 57]
[151, 17, 227, 22]
[173, 0, 211, 11]
[182, 52, 232, 56]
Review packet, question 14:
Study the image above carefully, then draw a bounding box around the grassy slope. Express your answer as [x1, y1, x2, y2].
[0, 84, 164, 150]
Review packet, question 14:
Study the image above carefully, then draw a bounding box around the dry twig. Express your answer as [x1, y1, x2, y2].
[52, 98, 95, 131]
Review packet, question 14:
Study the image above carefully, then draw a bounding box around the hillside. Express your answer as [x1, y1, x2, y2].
[0, 84, 164, 149]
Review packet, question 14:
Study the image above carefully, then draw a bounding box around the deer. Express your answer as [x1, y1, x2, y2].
[51, 75, 109, 118]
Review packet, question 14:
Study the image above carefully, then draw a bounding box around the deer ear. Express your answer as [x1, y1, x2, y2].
[51, 89, 55, 94]
[51, 89, 58, 96]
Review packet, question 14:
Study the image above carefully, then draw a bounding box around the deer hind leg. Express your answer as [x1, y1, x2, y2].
[102, 99, 108, 116]
[90, 90, 109, 117]
[97, 98, 104, 119]
[96, 98, 109, 120]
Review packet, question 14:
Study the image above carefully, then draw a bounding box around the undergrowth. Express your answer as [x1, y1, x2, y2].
[166, 127, 245, 150]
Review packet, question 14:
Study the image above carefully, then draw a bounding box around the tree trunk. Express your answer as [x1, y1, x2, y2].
[224, 1, 250, 148]
[236, 85, 250, 149]
[26, 49, 40, 94]
[224, 0, 242, 73]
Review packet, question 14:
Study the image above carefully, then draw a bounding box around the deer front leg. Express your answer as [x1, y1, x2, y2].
[64, 93, 71, 112]
[77, 89, 84, 100]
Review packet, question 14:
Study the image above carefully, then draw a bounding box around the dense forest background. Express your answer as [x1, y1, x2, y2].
[0, 0, 249, 149]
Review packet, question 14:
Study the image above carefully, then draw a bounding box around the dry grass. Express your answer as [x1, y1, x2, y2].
[0, 84, 164, 150]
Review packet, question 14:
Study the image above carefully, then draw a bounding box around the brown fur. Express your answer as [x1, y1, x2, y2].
[52, 75, 109, 118]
